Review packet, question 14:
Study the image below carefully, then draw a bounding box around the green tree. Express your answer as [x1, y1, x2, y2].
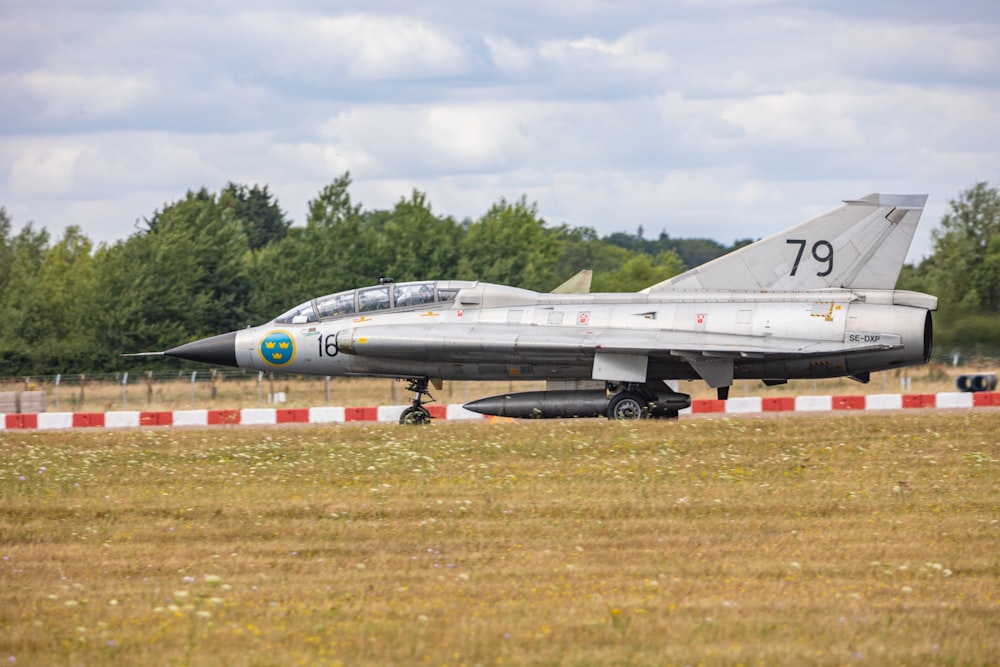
[376, 190, 461, 281]
[307, 172, 362, 231]
[920, 182, 1000, 312]
[92, 189, 252, 364]
[969, 237, 1000, 311]
[305, 172, 379, 286]
[591, 250, 684, 292]
[603, 228, 750, 269]
[551, 225, 688, 292]
[0, 224, 52, 373]
[457, 197, 561, 290]
[90, 234, 194, 363]
[148, 189, 252, 334]
[0, 221, 99, 373]
[247, 172, 374, 321]
[552, 226, 632, 280]
[245, 230, 313, 323]
[0, 208, 13, 299]
[899, 182, 1000, 356]
[221, 183, 291, 252]
[36, 227, 95, 371]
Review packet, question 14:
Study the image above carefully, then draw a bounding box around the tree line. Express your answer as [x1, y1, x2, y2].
[1, 174, 997, 375]
[896, 181, 1000, 358]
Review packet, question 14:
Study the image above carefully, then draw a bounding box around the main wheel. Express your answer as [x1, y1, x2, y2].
[399, 406, 432, 425]
[607, 392, 647, 420]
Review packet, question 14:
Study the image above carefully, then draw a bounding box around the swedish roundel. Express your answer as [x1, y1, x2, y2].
[259, 330, 295, 366]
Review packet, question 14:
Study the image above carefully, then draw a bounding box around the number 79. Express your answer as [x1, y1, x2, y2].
[786, 239, 834, 277]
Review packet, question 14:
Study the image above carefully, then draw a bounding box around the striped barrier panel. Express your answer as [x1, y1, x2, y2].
[0, 391, 997, 430]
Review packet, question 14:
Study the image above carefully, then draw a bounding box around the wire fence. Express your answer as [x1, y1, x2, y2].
[0, 358, 981, 415]
[1, 370, 334, 412]
[0, 370, 510, 413]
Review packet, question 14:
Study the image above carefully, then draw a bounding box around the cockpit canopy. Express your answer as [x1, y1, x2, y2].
[275, 281, 461, 325]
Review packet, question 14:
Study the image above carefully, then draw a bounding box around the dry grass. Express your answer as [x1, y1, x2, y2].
[1, 412, 998, 665]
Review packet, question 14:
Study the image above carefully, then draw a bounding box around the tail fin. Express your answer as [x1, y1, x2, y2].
[643, 193, 927, 293]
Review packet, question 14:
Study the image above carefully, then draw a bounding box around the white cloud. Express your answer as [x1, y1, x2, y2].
[8, 143, 83, 197]
[719, 92, 865, 148]
[11, 70, 156, 122]
[831, 21, 999, 80]
[422, 105, 534, 166]
[6, 134, 221, 200]
[226, 11, 471, 83]
[538, 33, 673, 76]
[319, 102, 546, 174]
[484, 35, 534, 74]
[0, 0, 997, 265]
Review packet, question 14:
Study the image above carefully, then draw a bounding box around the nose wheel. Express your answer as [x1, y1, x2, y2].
[400, 405, 431, 425]
[399, 378, 435, 425]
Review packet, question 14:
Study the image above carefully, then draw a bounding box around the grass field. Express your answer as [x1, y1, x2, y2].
[1, 412, 998, 665]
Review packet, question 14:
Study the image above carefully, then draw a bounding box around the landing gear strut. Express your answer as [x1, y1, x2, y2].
[399, 378, 435, 425]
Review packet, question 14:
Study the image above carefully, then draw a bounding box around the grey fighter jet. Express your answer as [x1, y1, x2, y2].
[156, 193, 937, 423]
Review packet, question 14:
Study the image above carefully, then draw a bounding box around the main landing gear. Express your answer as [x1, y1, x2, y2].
[607, 390, 649, 420]
[399, 378, 435, 425]
[605, 381, 688, 420]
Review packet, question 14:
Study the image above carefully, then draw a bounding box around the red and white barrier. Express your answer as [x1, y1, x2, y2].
[1, 391, 997, 430]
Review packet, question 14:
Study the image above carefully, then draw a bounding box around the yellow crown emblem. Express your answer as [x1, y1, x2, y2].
[259, 331, 295, 365]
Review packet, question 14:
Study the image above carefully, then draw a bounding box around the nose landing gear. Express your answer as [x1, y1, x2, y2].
[399, 377, 435, 425]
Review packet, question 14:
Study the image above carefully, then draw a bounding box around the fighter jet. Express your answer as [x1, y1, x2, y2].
[155, 193, 937, 423]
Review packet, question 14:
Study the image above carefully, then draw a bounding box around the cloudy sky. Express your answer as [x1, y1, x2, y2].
[2, 0, 998, 262]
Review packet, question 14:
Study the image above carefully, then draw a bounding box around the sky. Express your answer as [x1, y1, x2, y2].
[1, 0, 999, 263]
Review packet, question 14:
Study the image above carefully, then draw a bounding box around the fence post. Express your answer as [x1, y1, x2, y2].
[55, 374, 61, 411]
[190, 371, 197, 408]
[122, 372, 129, 409]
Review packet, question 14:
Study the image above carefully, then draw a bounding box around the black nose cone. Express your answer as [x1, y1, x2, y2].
[165, 331, 239, 367]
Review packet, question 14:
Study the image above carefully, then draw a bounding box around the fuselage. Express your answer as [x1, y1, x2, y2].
[183, 280, 936, 386]
[159, 192, 939, 420]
